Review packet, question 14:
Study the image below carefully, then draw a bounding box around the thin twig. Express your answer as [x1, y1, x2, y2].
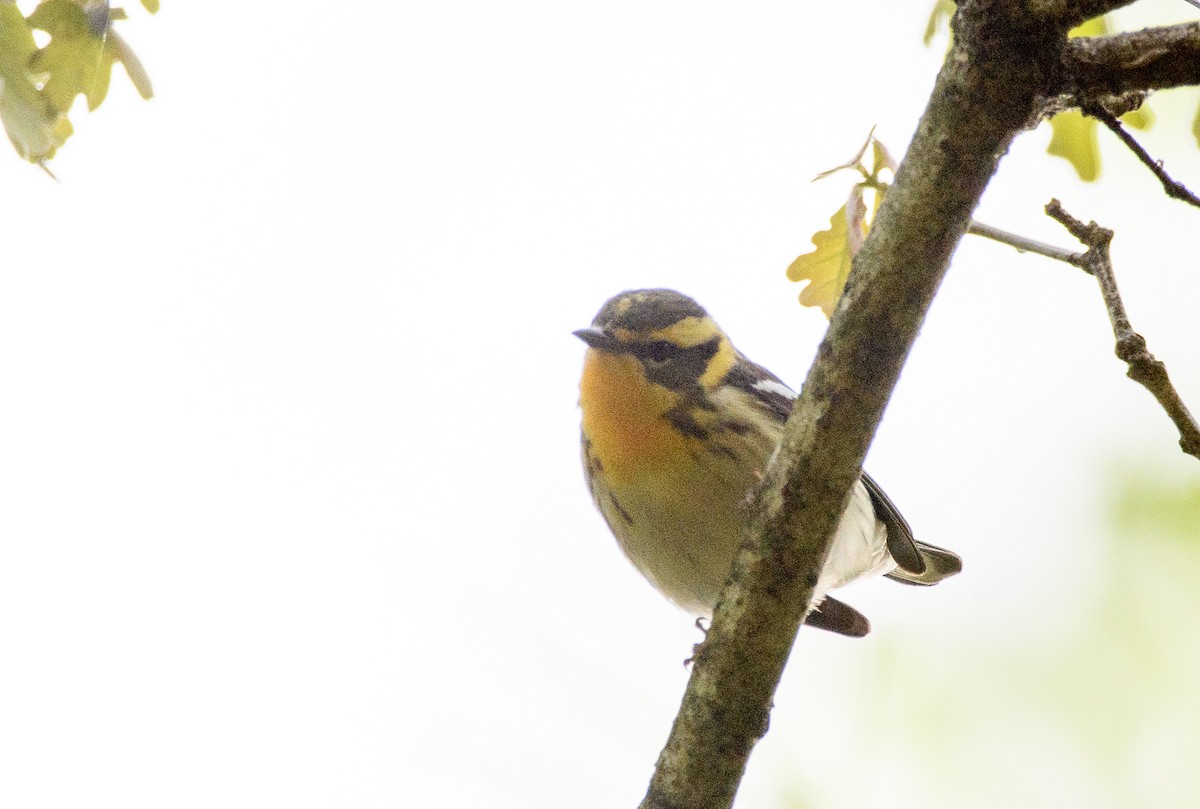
[966, 220, 1085, 266]
[1045, 199, 1200, 460]
[1081, 102, 1200, 209]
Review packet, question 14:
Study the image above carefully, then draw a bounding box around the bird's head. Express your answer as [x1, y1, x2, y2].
[574, 289, 737, 395]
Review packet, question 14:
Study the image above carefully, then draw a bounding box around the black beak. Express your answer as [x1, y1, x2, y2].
[573, 327, 618, 351]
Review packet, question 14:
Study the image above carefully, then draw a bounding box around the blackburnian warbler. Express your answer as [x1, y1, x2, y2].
[575, 289, 961, 637]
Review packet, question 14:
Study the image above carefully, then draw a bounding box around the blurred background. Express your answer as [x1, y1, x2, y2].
[2, 1, 1199, 807]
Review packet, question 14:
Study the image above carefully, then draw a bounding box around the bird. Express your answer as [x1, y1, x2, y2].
[575, 288, 961, 637]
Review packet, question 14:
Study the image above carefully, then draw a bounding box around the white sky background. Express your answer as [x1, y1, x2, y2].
[2, 2, 1199, 808]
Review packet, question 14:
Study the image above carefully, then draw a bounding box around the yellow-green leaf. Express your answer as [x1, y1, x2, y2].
[1193, 99, 1200, 149]
[787, 196, 866, 319]
[923, 0, 955, 47]
[1122, 104, 1154, 130]
[1047, 109, 1100, 182]
[141, 0, 160, 12]
[871, 138, 897, 177]
[0, 0, 70, 161]
[1068, 16, 1107, 38]
[29, 0, 117, 112]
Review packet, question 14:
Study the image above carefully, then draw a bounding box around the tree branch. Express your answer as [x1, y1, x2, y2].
[1034, 0, 1139, 29]
[1080, 101, 1200, 208]
[636, 5, 1200, 807]
[1063, 22, 1200, 97]
[1045, 199, 1200, 460]
[640, 4, 1068, 807]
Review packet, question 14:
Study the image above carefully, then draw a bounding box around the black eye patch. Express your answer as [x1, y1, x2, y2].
[632, 340, 676, 363]
[637, 336, 722, 390]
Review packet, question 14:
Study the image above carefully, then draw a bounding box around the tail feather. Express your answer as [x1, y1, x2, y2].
[862, 472, 963, 586]
[886, 541, 963, 586]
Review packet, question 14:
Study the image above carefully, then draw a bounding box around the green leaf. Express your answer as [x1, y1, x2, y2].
[1192, 99, 1200, 149]
[923, 0, 955, 47]
[0, 0, 71, 161]
[141, 0, 160, 12]
[1068, 16, 1107, 38]
[790, 133, 897, 317]
[1121, 104, 1154, 130]
[1049, 15, 1107, 181]
[2, 0, 153, 165]
[28, 0, 117, 112]
[786, 195, 866, 319]
[871, 138, 897, 176]
[1047, 109, 1100, 182]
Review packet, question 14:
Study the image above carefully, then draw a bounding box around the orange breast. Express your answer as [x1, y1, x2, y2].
[579, 350, 686, 483]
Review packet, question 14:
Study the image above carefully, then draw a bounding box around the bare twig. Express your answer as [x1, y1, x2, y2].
[1081, 102, 1200, 209]
[1045, 199, 1200, 460]
[966, 220, 1084, 265]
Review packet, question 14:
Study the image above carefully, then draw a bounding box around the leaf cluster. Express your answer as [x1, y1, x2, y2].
[790, 4, 1200, 320]
[0, 0, 156, 166]
[786, 134, 896, 318]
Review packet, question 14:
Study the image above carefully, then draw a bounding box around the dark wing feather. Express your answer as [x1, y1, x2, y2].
[862, 472, 927, 575]
[724, 355, 963, 589]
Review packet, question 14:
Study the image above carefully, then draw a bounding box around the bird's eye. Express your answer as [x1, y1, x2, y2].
[642, 340, 675, 363]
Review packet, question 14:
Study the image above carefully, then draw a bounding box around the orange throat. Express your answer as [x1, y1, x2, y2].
[579, 350, 686, 482]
